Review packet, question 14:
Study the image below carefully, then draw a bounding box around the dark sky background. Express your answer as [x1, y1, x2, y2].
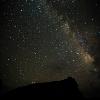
[0, 0, 100, 98]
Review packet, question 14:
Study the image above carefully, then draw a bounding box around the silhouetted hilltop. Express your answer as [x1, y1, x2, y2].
[2, 77, 84, 99]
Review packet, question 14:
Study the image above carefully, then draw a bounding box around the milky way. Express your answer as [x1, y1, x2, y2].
[0, 0, 100, 98]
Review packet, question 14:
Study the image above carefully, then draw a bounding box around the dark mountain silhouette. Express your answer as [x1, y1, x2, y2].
[0, 79, 2, 95]
[1, 77, 84, 99]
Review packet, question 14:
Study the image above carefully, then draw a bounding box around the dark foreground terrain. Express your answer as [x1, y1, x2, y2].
[1, 77, 84, 99]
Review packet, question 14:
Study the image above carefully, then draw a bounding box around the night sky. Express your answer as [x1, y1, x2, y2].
[0, 0, 100, 98]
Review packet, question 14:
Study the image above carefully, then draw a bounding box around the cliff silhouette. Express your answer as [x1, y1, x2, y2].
[1, 77, 84, 99]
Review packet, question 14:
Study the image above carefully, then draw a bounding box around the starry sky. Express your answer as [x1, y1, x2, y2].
[0, 0, 100, 97]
